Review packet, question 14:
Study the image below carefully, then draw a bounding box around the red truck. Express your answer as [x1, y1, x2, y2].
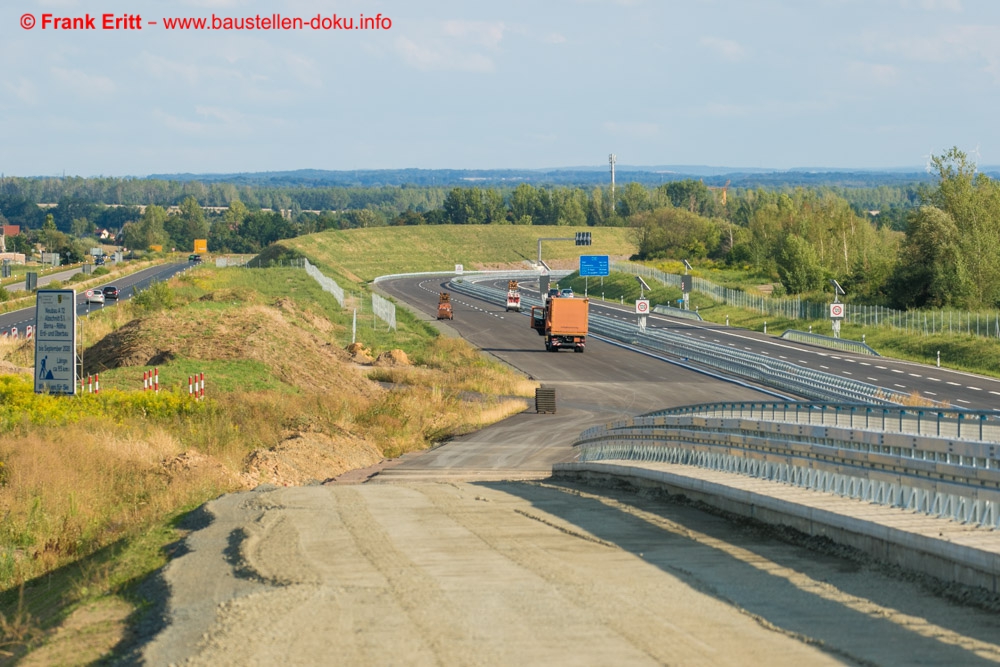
[530, 294, 588, 352]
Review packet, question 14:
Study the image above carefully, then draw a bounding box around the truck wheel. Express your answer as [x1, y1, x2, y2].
[575, 347, 584, 353]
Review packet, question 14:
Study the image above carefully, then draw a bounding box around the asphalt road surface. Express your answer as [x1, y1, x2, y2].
[134, 275, 1000, 665]
[0, 262, 190, 337]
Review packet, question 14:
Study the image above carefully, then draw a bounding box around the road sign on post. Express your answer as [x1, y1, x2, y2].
[635, 299, 649, 315]
[579, 255, 609, 277]
[34, 290, 77, 395]
[830, 303, 845, 319]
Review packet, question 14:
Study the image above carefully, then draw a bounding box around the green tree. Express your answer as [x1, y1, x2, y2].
[618, 182, 650, 218]
[122, 205, 169, 251]
[927, 148, 1000, 307]
[165, 196, 210, 251]
[887, 206, 964, 308]
[776, 235, 824, 294]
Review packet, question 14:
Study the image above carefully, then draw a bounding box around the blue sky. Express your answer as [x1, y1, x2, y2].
[2, 0, 998, 176]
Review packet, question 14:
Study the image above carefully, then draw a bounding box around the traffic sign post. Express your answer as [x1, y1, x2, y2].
[829, 302, 845, 339]
[579, 255, 609, 277]
[635, 299, 650, 315]
[34, 290, 77, 395]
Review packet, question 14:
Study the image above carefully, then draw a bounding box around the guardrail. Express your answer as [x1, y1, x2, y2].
[574, 401, 1000, 529]
[452, 277, 914, 405]
[780, 329, 879, 356]
[651, 304, 703, 321]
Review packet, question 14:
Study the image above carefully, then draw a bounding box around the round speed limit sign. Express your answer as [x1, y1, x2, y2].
[636, 299, 650, 315]
[830, 303, 844, 319]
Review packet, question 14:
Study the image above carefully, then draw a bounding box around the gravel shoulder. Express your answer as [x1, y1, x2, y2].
[132, 480, 1000, 666]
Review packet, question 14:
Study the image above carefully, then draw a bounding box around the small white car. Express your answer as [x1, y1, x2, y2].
[85, 289, 105, 305]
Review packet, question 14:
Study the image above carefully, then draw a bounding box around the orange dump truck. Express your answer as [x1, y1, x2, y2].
[530, 295, 588, 352]
[437, 292, 454, 320]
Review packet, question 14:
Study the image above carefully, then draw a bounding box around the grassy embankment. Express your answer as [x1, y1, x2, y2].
[0, 225, 634, 662]
[560, 259, 1000, 378]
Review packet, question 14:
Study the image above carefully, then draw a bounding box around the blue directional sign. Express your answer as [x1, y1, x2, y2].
[579, 255, 609, 277]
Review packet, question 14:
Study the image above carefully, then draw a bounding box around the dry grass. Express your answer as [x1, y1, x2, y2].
[0, 263, 537, 606]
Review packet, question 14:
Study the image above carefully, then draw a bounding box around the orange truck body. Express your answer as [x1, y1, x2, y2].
[530, 296, 588, 352]
[437, 292, 453, 320]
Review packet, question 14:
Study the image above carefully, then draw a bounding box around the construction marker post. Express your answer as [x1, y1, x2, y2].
[188, 373, 205, 400]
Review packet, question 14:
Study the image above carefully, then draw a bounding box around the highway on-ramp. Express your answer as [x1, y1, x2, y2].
[134, 274, 1000, 666]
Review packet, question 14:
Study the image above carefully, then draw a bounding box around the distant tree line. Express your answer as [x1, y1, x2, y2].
[3, 152, 994, 309]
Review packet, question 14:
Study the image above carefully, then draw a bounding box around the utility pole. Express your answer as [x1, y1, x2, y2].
[609, 153, 617, 211]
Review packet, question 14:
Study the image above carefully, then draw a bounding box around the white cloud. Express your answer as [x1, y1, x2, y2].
[4, 78, 38, 104]
[194, 106, 243, 124]
[875, 25, 1000, 80]
[281, 52, 322, 88]
[152, 109, 210, 136]
[900, 0, 962, 11]
[51, 67, 115, 98]
[544, 33, 568, 45]
[848, 61, 899, 85]
[36, 0, 82, 7]
[394, 19, 506, 72]
[396, 36, 495, 72]
[700, 37, 746, 62]
[443, 20, 506, 48]
[179, 0, 242, 7]
[603, 121, 660, 138]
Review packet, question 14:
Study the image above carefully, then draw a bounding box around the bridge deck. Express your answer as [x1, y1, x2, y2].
[555, 460, 1000, 593]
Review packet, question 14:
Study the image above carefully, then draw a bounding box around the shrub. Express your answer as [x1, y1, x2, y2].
[132, 281, 175, 312]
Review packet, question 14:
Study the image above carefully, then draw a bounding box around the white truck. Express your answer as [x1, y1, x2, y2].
[505, 280, 521, 312]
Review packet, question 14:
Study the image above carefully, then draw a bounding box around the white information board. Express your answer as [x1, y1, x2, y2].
[34, 290, 77, 395]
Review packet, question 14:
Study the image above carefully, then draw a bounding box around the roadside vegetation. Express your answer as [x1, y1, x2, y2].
[0, 257, 537, 661]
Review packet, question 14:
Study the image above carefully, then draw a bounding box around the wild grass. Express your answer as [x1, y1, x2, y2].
[281, 225, 638, 282]
[0, 256, 538, 658]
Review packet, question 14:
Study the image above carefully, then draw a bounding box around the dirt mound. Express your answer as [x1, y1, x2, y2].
[242, 431, 383, 487]
[83, 304, 383, 397]
[163, 450, 243, 488]
[374, 349, 410, 367]
[346, 342, 374, 363]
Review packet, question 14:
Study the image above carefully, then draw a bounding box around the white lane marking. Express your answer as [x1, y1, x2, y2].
[928, 378, 941, 382]
[957, 399, 971, 404]
[991, 391, 1000, 397]
[876, 365, 887, 369]
[798, 360, 808, 364]
[968, 386, 983, 391]
[894, 384, 907, 388]
[779, 355, 787, 359]
[891, 369, 904, 374]
[860, 362, 871, 366]
[843, 371, 852, 375]
[947, 381, 961, 386]
[908, 373, 922, 378]
[867, 377, 879, 382]
[820, 365, 829, 369]
[925, 391, 937, 396]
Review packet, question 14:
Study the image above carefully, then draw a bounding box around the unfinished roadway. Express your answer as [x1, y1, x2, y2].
[136, 275, 1000, 666]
